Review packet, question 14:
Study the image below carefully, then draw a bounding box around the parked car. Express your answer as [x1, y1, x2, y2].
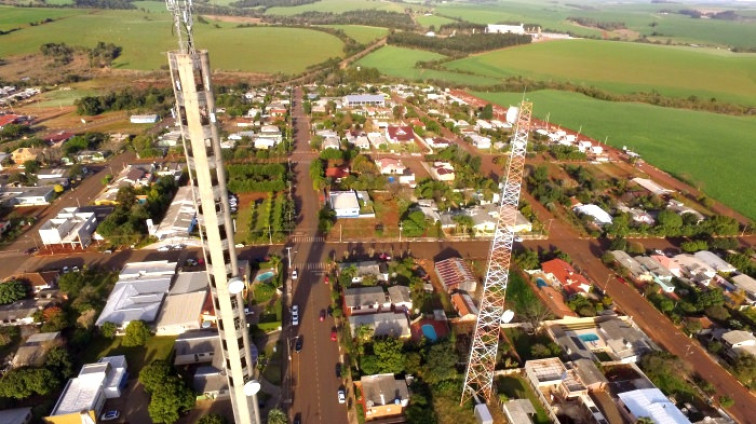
[513, 236, 523, 242]
[335, 362, 341, 378]
[295, 336, 303, 353]
[330, 328, 337, 341]
[24, 247, 37, 255]
[101, 410, 120, 421]
[324, 275, 329, 285]
[291, 305, 299, 326]
[293, 414, 301, 424]
[157, 246, 170, 252]
[337, 388, 346, 404]
[319, 310, 326, 322]
[72, 266, 80, 273]
[379, 253, 391, 261]
[62, 266, 70, 274]
[292, 269, 298, 280]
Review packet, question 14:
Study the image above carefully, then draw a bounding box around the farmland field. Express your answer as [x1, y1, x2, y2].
[446, 39, 756, 106]
[0, 7, 343, 74]
[321, 25, 388, 44]
[265, 0, 404, 16]
[416, 14, 456, 29]
[0, 6, 79, 30]
[355, 45, 499, 86]
[474, 90, 756, 220]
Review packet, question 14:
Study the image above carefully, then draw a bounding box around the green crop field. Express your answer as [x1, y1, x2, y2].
[446, 39, 756, 106]
[416, 14, 456, 29]
[474, 90, 756, 220]
[355, 45, 499, 86]
[0, 7, 343, 74]
[265, 0, 404, 16]
[0, 6, 79, 31]
[132, 1, 170, 13]
[321, 25, 388, 44]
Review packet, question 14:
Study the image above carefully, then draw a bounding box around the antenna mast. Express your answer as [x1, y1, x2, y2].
[165, 0, 195, 53]
[461, 101, 532, 405]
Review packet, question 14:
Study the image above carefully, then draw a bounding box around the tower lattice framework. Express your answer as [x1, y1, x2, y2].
[461, 101, 532, 405]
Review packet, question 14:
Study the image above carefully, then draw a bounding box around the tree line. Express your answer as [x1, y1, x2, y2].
[387, 31, 532, 57]
[229, 0, 317, 9]
[270, 10, 416, 30]
[567, 16, 626, 30]
[75, 87, 173, 116]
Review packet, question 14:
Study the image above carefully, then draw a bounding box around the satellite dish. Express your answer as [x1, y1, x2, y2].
[228, 277, 244, 294]
[501, 310, 515, 324]
[243, 380, 261, 397]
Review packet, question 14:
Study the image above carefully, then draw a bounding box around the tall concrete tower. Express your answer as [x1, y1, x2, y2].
[165, 1, 260, 423]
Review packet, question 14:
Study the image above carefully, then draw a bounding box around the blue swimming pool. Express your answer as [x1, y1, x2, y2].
[421, 324, 438, 342]
[578, 333, 600, 343]
[256, 271, 274, 282]
[536, 278, 548, 288]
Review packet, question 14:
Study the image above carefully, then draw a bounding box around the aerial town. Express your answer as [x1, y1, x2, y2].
[0, 0, 754, 424]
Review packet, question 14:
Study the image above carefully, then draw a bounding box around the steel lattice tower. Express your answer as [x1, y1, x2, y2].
[461, 101, 532, 405]
[165, 0, 260, 422]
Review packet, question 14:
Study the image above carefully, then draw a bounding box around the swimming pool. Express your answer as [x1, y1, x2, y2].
[536, 277, 548, 288]
[421, 324, 438, 342]
[256, 271, 274, 282]
[578, 333, 600, 343]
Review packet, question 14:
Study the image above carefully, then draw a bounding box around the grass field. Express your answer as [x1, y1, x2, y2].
[474, 90, 756, 220]
[0, 6, 79, 31]
[321, 24, 388, 44]
[33, 87, 99, 107]
[355, 45, 499, 86]
[84, 335, 177, 374]
[0, 7, 343, 73]
[416, 14, 456, 29]
[265, 0, 404, 16]
[446, 39, 756, 106]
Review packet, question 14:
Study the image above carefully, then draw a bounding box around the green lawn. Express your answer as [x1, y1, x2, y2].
[0, 7, 343, 74]
[447, 39, 756, 106]
[496, 375, 551, 424]
[321, 24, 388, 44]
[474, 90, 756, 220]
[355, 45, 499, 86]
[33, 88, 99, 108]
[83, 335, 177, 374]
[265, 0, 404, 16]
[505, 272, 543, 315]
[416, 14, 455, 29]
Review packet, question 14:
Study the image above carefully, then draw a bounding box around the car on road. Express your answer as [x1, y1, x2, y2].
[319, 310, 326, 322]
[335, 362, 341, 378]
[24, 247, 37, 255]
[292, 269, 298, 280]
[72, 266, 80, 273]
[379, 253, 391, 261]
[295, 336, 303, 353]
[514, 236, 523, 242]
[337, 388, 346, 404]
[291, 305, 300, 326]
[330, 328, 337, 341]
[324, 275, 329, 285]
[62, 266, 70, 274]
[293, 414, 301, 424]
[100, 410, 120, 421]
[172, 244, 185, 250]
[157, 246, 170, 252]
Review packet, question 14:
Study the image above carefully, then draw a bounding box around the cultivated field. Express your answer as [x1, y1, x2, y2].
[416, 14, 456, 29]
[475, 90, 756, 220]
[265, 0, 404, 16]
[0, 7, 344, 74]
[321, 25, 388, 44]
[355, 45, 498, 86]
[446, 39, 756, 106]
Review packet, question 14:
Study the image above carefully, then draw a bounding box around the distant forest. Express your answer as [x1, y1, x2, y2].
[229, 0, 317, 9]
[388, 32, 531, 57]
[271, 10, 416, 30]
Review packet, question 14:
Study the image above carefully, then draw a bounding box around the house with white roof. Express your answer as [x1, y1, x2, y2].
[329, 191, 361, 218]
[720, 329, 756, 359]
[322, 136, 341, 150]
[731, 274, 756, 305]
[150, 185, 197, 240]
[38, 207, 97, 249]
[673, 254, 716, 286]
[342, 94, 386, 108]
[693, 251, 736, 273]
[468, 134, 491, 149]
[359, 373, 410, 421]
[573, 204, 613, 226]
[46, 356, 128, 424]
[617, 388, 690, 424]
[631, 177, 674, 196]
[348, 312, 411, 339]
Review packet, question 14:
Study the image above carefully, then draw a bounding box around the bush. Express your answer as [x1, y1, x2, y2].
[0, 280, 27, 304]
[719, 395, 735, 408]
[101, 322, 117, 339]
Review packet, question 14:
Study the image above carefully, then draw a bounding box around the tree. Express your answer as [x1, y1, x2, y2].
[267, 409, 288, 424]
[530, 343, 552, 358]
[198, 414, 227, 424]
[718, 395, 735, 408]
[480, 103, 493, 120]
[422, 340, 458, 385]
[45, 347, 74, 379]
[0, 368, 59, 399]
[656, 209, 683, 235]
[147, 378, 195, 423]
[373, 336, 405, 374]
[101, 321, 117, 338]
[58, 271, 88, 297]
[123, 320, 151, 347]
[360, 355, 380, 374]
[22, 160, 40, 173]
[514, 249, 539, 270]
[731, 353, 756, 390]
[140, 361, 175, 394]
[0, 280, 27, 304]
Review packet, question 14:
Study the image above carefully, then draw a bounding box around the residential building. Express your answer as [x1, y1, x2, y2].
[359, 373, 410, 421]
[1, 186, 54, 206]
[469, 134, 491, 149]
[344, 287, 388, 316]
[541, 259, 592, 295]
[375, 158, 406, 175]
[385, 125, 415, 144]
[76, 150, 107, 163]
[38, 207, 97, 248]
[366, 132, 387, 149]
[720, 330, 756, 359]
[348, 312, 411, 339]
[501, 399, 536, 424]
[693, 250, 737, 273]
[155, 290, 209, 336]
[524, 357, 587, 400]
[45, 356, 128, 424]
[322, 136, 341, 150]
[674, 254, 716, 285]
[325, 166, 350, 181]
[572, 204, 613, 226]
[451, 292, 478, 321]
[429, 161, 455, 182]
[36, 168, 68, 180]
[631, 177, 674, 196]
[0, 298, 54, 327]
[732, 274, 756, 305]
[174, 329, 222, 366]
[610, 250, 652, 282]
[435, 257, 477, 294]
[343, 94, 385, 108]
[6, 271, 59, 293]
[115, 164, 154, 188]
[635, 256, 674, 283]
[151, 185, 197, 240]
[11, 147, 42, 164]
[329, 190, 365, 218]
[617, 388, 690, 424]
[11, 331, 63, 368]
[0, 407, 32, 424]
[339, 261, 389, 284]
[425, 137, 451, 150]
[387, 285, 412, 313]
[597, 318, 655, 363]
[154, 162, 185, 181]
[130, 114, 160, 124]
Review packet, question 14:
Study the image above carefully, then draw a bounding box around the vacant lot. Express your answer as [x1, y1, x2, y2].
[447, 39, 756, 106]
[475, 90, 756, 220]
[356, 45, 498, 86]
[321, 24, 388, 44]
[0, 7, 343, 74]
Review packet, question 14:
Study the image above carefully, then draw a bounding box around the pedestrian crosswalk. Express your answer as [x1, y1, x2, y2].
[290, 235, 325, 243]
[302, 263, 328, 271]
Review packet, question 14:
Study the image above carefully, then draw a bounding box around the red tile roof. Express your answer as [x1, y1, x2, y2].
[0, 114, 22, 127]
[44, 131, 75, 144]
[541, 258, 591, 295]
[387, 125, 415, 142]
[325, 166, 350, 179]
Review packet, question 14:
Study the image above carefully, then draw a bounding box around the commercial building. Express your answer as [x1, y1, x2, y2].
[343, 94, 386, 108]
[329, 190, 362, 218]
[45, 356, 128, 424]
[130, 114, 160, 124]
[38, 207, 97, 249]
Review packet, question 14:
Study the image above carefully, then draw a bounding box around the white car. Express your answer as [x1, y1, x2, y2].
[291, 305, 299, 326]
[157, 246, 170, 252]
[513, 236, 523, 243]
[292, 269, 298, 280]
[101, 410, 120, 421]
[337, 388, 346, 404]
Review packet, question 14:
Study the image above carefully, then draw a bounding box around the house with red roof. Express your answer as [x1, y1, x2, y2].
[325, 166, 350, 181]
[541, 258, 592, 295]
[43, 131, 75, 148]
[385, 125, 416, 144]
[0, 114, 24, 129]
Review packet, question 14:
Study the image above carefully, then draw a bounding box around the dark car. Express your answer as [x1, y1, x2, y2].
[293, 413, 302, 424]
[335, 362, 342, 378]
[319, 310, 326, 322]
[24, 247, 37, 255]
[295, 336, 303, 352]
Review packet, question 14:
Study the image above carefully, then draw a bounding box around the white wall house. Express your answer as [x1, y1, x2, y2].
[39, 207, 97, 248]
